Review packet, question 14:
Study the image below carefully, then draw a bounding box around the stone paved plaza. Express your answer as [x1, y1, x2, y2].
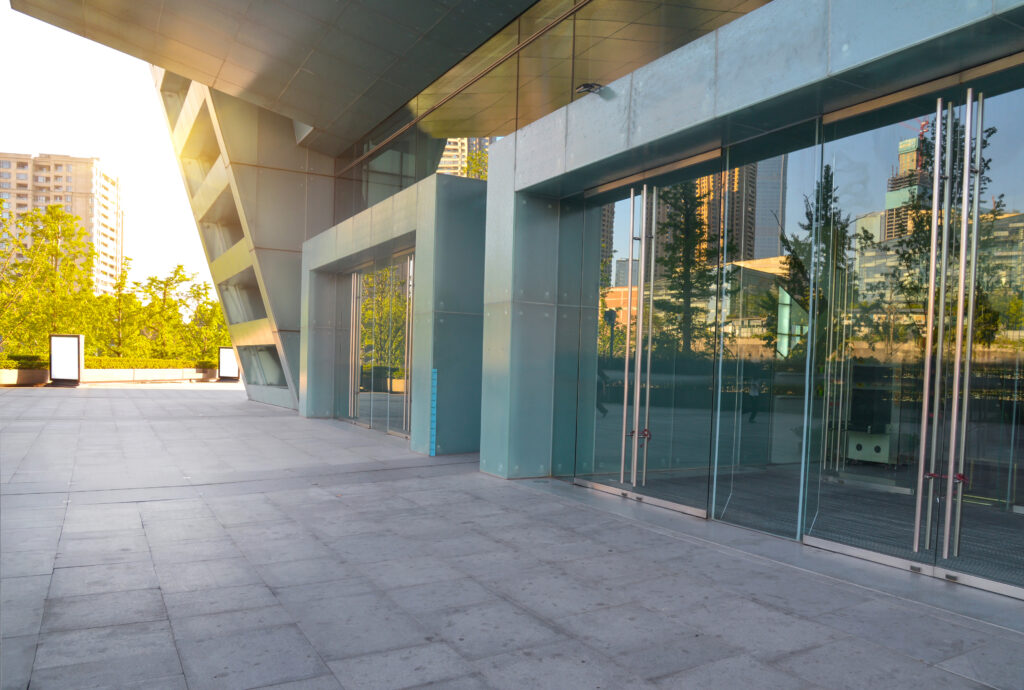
[1, 385, 1023, 689]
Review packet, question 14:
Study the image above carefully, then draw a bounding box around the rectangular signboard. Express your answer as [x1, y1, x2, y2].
[218, 346, 239, 379]
[50, 334, 83, 383]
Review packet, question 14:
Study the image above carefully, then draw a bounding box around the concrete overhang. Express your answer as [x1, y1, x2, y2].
[11, 0, 536, 156]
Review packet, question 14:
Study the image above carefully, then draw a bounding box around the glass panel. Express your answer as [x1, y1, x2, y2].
[806, 100, 943, 562]
[711, 131, 820, 538]
[387, 254, 413, 436]
[575, 192, 639, 486]
[941, 83, 1024, 588]
[516, 18, 573, 128]
[355, 267, 374, 426]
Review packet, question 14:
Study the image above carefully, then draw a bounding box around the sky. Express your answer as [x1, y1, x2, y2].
[0, 2, 211, 286]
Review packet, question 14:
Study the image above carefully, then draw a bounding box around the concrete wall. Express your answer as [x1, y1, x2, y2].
[301, 174, 486, 455]
[480, 0, 1024, 477]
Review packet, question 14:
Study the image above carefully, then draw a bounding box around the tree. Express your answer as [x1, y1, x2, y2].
[653, 180, 720, 357]
[91, 258, 147, 357]
[465, 149, 488, 180]
[0, 202, 96, 354]
[359, 265, 408, 389]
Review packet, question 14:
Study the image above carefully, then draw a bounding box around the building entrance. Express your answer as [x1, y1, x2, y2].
[351, 252, 414, 437]
[569, 75, 1023, 598]
[806, 83, 1024, 593]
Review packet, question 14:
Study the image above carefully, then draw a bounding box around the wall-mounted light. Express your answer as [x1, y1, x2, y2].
[575, 82, 603, 95]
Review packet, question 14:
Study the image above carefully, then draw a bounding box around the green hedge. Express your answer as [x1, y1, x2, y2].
[1, 355, 218, 370]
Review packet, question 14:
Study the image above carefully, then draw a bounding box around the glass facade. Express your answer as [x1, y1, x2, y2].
[352, 253, 415, 436]
[334, 0, 769, 220]
[568, 73, 1024, 592]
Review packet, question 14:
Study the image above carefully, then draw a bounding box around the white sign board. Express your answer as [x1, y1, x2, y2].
[50, 334, 83, 382]
[218, 346, 239, 379]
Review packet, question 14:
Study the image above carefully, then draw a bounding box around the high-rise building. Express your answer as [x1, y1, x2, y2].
[883, 135, 927, 241]
[753, 155, 787, 259]
[0, 152, 123, 295]
[600, 204, 615, 288]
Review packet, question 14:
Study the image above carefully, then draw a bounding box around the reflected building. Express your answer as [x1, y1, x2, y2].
[883, 134, 927, 240]
[753, 155, 787, 259]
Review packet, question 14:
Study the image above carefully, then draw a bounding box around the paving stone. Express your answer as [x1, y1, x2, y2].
[654, 654, 812, 689]
[815, 598, 994, 664]
[40, 588, 166, 633]
[386, 578, 498, 616]
[327, 642, 472, 690]
[177, 623, 329, 690]
[163, 583, 278, 620]
[48, 561, 158, 598]
[937, 635, 1024, 690]
[286, 591, 431, 661]
[414, 600, 565, 661]
[0, 549, 55, 578]
[0, 634, 36, 690]
[474, 639, 654, 690]
[154, 557, 260, 593]
[255, 557, 354, 588]
[356, 556, 464, 590]
[169, 603, 295, 642]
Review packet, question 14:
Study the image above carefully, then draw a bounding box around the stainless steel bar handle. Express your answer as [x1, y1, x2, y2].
[620, 189, 636, 485]
[914, 98, 944, 553]
[953, 92, 984, 557]
[642, 187, 658, 487]
[926, 102, 956, 549]
[350, 273, 361, 417]
[631, 185, 649, 487]
[943, 89, 974, 560]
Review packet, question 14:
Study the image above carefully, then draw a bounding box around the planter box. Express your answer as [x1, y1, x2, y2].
[1, 368, 219, 386]
[0, 369, 49, 386]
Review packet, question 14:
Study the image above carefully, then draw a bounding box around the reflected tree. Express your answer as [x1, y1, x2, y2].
[653, 180, 721, 358]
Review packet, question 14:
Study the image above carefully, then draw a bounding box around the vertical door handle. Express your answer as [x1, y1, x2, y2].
[620, 189, 636, 485]
[631, 185, 649, 487]
[913, 99, 944, 553]
[943, 89, 974, 560]
[641, 187, 658, 487]
[953, 93, 984, 557]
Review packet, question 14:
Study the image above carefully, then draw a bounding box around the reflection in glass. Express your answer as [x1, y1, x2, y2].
[353, 254, 414, 435]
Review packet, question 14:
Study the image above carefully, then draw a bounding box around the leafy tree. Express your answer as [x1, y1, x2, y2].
[653, 180, 721, 357]
[92, 257, 147, 357]
[465, 149, 488, 180]
[359, 265, 408, 389]
[0, 202, 96, 354]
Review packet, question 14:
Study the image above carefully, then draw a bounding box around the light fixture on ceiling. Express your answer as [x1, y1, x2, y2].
[575, 82, 603, 95]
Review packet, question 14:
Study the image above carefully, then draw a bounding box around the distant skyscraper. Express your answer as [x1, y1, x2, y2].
[615, 258, 639, 287]
[695, 163, 758, 261]
[600, 203, 615, 288]
[753, 155, 787, 258]
[883, 135, 927, 241]
[0, 152, 123, 295]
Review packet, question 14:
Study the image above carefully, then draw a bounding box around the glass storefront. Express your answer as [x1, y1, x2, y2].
[569, 73, 1024, 594]
[351, 252, 414, 436]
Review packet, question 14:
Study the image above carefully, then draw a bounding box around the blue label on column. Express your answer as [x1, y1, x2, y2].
[430, 368, 438, 456]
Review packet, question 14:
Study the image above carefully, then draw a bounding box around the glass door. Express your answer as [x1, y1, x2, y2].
[574, 180, 715, 516]
[925, 85, 1024, 591]
[809, 79, 1023, 594]
[350, 252, 415, 436]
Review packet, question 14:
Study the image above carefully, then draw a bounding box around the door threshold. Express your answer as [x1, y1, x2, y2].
[572, 477, 707, 519]
[802, 535, 1024, 602]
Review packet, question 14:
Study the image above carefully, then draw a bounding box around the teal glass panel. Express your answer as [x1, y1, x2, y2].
[711, 125, 821, 538]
